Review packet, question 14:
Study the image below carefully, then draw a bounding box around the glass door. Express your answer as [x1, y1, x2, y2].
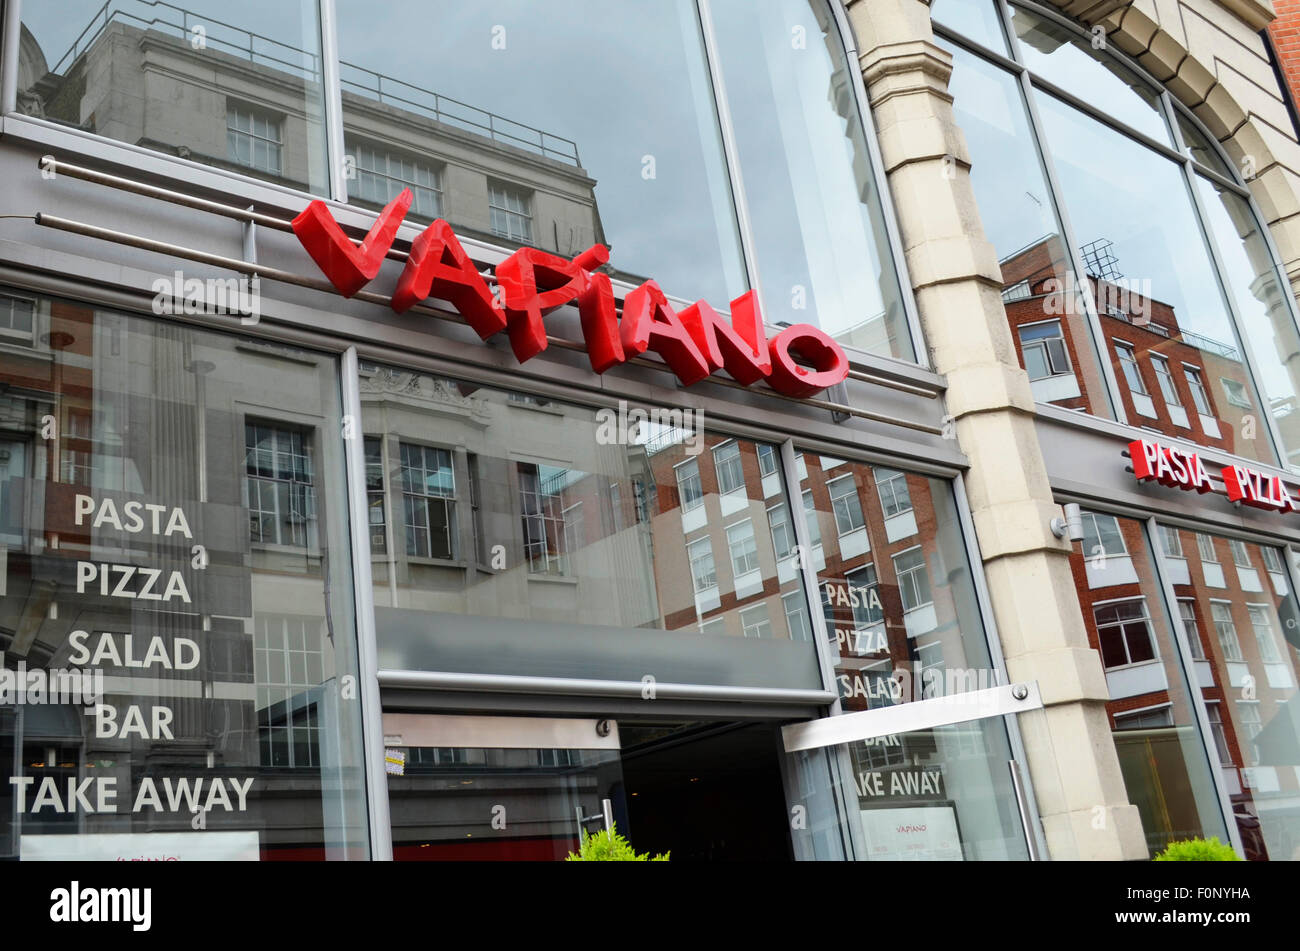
[382, 714, 626, 861]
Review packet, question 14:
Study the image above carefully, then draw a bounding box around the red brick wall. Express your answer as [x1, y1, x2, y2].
[1269, 2, 1300, 111]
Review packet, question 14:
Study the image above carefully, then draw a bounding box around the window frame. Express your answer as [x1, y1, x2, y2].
[1149, 353, 1181, 407]
[1209, 600, 1244, 663]
[674, 457, 704, 513]
[346, 138, 443, 219]
[1017, 319, 1072, 382]
[892, 545, 933, 614]
[874, 467, 914, 520]
[725, 518, 760, 578]
[1080, 511, 1127, 558]
[227, 102, 284, 177]
[1091, 596, 1159, 671]
[712, 440, 745, 497]
[1177, 598, 1205, 661]
[931, 0, 1300, 470]
[0, 292, 36, 345]
[1182, 365, 1215, 417]
[1112, 340, 1148, 397]
[687, 536, 717, 594]
[517, 461, 572, 576]
[487, 180, 534, 244]
[400, 441, 458, 561]
[826, 473, 866, 536]
[1245, 603, 1281, 664]
[245, 418, 317, 549]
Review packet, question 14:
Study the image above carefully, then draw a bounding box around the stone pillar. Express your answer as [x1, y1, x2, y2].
[845, 0, 1147, 859]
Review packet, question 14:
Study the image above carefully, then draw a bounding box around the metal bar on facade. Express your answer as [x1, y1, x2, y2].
[31, 211, 946, 434]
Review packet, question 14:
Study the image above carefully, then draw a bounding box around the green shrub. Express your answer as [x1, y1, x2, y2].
[565, 824, 669, 861]
[1153, 837, 1240, 861]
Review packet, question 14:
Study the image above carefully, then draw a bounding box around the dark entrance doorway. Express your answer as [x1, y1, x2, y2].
[618, 720, 792, 861]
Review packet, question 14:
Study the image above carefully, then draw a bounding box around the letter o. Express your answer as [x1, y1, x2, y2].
[766, 325, 849, 398]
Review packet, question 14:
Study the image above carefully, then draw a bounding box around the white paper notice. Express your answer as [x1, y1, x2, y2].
[20, 830, 260, 861]
[858, 806, 963, 861]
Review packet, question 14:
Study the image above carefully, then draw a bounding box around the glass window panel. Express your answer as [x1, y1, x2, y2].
[713, 442, 745, 495]
[361, 364, 818, 688]
[336, 0, 747, 305]
[799, 457, 1032, 860]
[802, 460, 995, 708]
[20, 2, 329, 193]
[931, 0, 1008, 54]
[1176, 111, 1234, 176]
[940, 40, 1114, 417]
[708, 0, 913, 360]
[0, 290, 368, 860]
[1194, 175, 1300, 472]
[1068, 512, 1231, 857]
[1162, 527, 1300, 861]
[1036, 91, 1274, 465]
[1007, 4, 1169, 144]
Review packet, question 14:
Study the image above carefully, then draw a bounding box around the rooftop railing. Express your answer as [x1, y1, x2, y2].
[53, 1, 582, 167]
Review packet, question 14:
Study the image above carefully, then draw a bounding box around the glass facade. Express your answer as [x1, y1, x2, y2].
[0, 291, 369, 860]
[793, 457, 1032, 860]
[3, 0, 1300, 867]
[936, 1, 1300, 472]
[18, 1, 332, 195]
[333, 0, 913, 360]
[359, 363, 822, 690]
[1068, 509, 1300, 860]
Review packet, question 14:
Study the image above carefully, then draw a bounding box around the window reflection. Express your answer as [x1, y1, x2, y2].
[359, 364, 820, 690]
[941, 40, 1115, 417]
[336, 0, 747, 307]
[1007, 3, 1170, 145]
[708, 0, 913, 359]
[1035, 91, 1276, 465]
[0, 291, 368, 860]
[931, 0, 1008, 55]
[1157, 528, 1300, 861]
[19, 1, 331, 194]
[1069, 511, 1229, 857]
[1194, 176, 1300, 472]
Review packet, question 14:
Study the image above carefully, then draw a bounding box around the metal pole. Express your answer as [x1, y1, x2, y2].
[341, 346, 393, 859]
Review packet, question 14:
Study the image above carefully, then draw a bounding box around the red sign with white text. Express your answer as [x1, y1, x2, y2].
[292, 188, 849, 396]
[1128, 438, 1298, 514]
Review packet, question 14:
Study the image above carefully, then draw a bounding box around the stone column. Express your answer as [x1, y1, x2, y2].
[845, 0, 1147, 859]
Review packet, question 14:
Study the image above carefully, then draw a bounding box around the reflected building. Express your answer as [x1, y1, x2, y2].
[18, 10, 605, 258]
[1001, 235, 1255, 458]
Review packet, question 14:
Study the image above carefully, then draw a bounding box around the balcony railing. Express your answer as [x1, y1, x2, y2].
[53, 1, 582, 168]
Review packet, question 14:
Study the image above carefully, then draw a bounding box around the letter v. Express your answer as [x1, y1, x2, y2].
[292, 188, 413, 297]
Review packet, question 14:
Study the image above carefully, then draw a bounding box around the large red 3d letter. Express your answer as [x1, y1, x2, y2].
[496, 246, 606, 363]
[766, 325, 849, 398]
[679, 289, 771, 386]
[292, 189, 412, 297]
[577, 271, 625, 374]
[392, 219, 506, 340]
[621, 281, 710, 386]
